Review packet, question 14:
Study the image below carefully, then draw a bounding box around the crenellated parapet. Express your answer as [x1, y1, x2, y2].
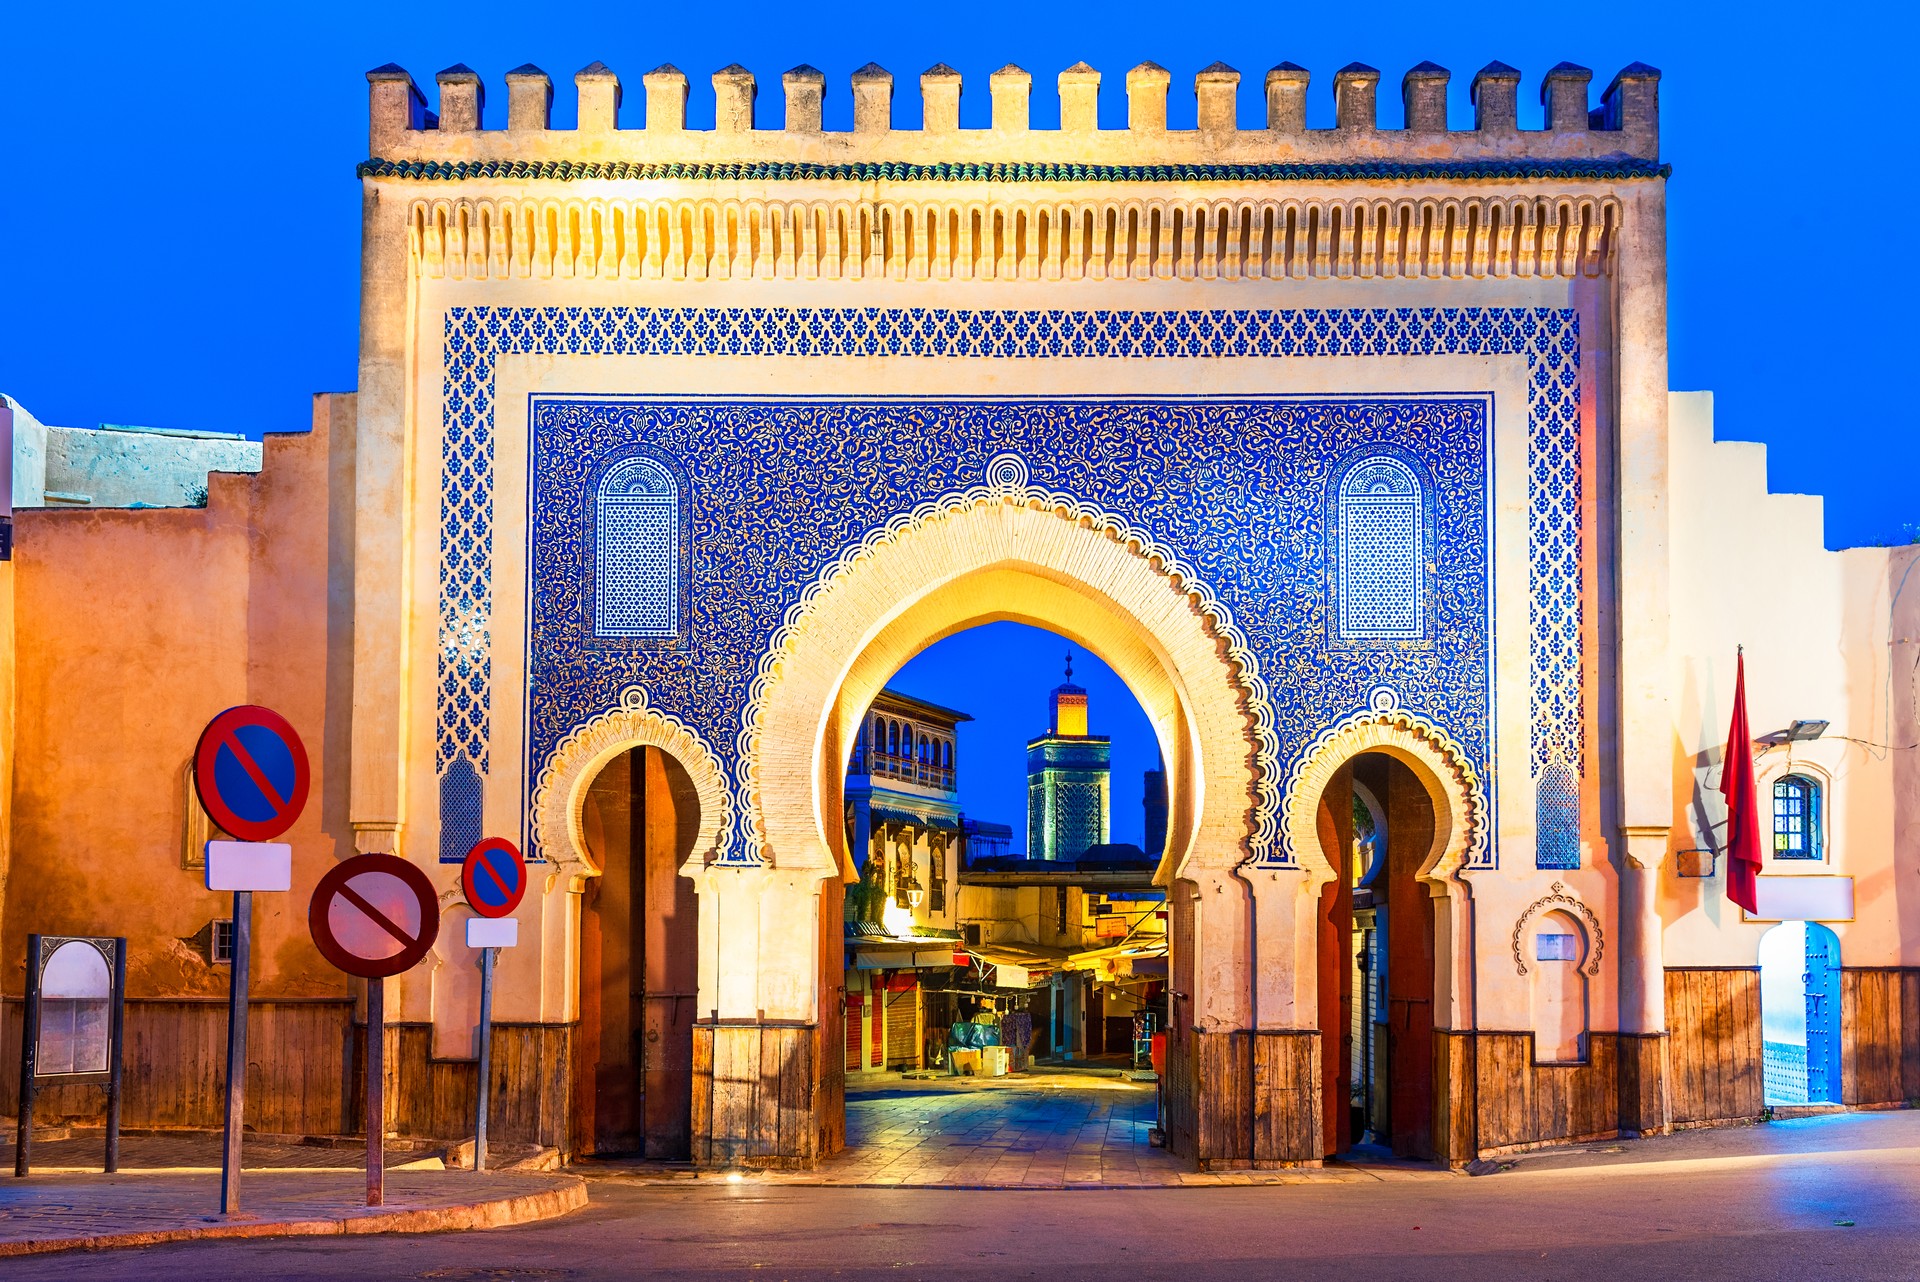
[363, 58, 1662, 173]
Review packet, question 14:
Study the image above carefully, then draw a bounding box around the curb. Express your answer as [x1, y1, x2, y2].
[0, 1175, 587, 1258]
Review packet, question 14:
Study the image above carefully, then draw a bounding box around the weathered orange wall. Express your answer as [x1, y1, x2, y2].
[3, 394, 356, 999]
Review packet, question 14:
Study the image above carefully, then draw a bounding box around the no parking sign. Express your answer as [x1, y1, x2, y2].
[193, 705, 311, 842]
[309, 854, 441, 980]
[461, 838, 527, 919]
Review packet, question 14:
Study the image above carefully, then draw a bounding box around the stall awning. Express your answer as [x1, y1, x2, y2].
[871, 807, 959, 830]
[960, 940, 1072, 989]
[1061, 935, 1170, 979]
[854, 946, 967, 971]
[848, 922, 967, 970]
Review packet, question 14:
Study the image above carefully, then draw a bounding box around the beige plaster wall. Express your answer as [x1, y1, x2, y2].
[3, 395, 358, 999]
[43, 425, 261, 509]
[1665, 390, 1912, 966]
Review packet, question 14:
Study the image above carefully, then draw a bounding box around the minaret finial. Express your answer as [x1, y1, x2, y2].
[1065, 651, 1073, 682]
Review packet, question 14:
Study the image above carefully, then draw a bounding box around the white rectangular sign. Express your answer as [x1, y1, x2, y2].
[467, 917, 519, 949]
[205, 841, 292, 892]
[1749, 875, 1855, 923]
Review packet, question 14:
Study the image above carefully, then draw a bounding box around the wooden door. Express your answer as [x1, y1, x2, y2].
[579, 749, 643, 1154]
[639, 745, 700, 1159]
[577, 745, 702, 1159]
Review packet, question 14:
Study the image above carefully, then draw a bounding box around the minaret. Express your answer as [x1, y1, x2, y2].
[1026, 652, 1112, 860]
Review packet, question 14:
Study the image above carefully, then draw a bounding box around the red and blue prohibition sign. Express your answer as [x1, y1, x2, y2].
[461, 837, 527, 919]
[193, 705, 311, 842]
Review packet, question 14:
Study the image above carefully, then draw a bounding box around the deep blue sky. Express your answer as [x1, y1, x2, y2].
[891, 623, 1158, 853]
[5, 3, 1913, 807]
[7, 4, 1909, 545]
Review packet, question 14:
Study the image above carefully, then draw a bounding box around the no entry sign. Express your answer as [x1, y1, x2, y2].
[194, 706, 311, 842]
[461, 838, 527, 919]
[309, 855, 440, 979]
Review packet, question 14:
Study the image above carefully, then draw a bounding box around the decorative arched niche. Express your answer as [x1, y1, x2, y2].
[529, 685, 733, 883]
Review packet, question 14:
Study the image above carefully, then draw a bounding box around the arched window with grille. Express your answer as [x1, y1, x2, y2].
[594, 455, 680, 639]
[1772, 775, 1823, 860]
[1335, 455, 1426, 641]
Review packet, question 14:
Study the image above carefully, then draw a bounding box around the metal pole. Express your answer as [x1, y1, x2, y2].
[105, 938, 127, 1173]
[474, 947, 495, 1173]
[220, 892, 251, 1214]
[15, 935, 40, 1178]
[366, 977, 384, 1207]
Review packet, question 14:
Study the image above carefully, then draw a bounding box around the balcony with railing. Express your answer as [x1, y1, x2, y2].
[850, 739, 956, 793]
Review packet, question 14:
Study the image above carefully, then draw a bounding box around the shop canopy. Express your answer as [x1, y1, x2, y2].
[847, 920, 967, 971]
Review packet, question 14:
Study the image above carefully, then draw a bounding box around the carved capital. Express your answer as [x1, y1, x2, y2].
[1621, 825, 1671, 872]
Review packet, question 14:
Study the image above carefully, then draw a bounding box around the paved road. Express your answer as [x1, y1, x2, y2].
[12, 1114, 1918, 1280]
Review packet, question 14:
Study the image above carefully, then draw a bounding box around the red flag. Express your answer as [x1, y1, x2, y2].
[1719, 651, 1763, 913]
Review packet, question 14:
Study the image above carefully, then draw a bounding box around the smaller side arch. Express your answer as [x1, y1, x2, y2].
[530, 685, 732, 878]
[1281, 689, 1486, 884]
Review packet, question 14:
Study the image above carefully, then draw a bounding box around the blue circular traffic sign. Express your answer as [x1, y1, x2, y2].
[193, 705, 310, 842]
[461, 838, 527, 919]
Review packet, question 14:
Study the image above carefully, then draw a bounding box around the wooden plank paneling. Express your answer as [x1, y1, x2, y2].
[690, 1022, 820, 1169]
[1252, 1031, 1320, 1166]
[1192, 1030, 1246, 1168]
[1187, 1030, 1321, 1169]
[1843, 970, 1907, 1106]
[1665, 969, 1762, 1124]
[1468, 1031, 1619, 1156]
[2, 998, 352, 1136]
[1903, 972, 1920, 1102]
[1431, 1030, 1476, 1163]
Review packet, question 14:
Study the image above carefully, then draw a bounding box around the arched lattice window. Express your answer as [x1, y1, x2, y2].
[1773, 775, 1823, 860]
[594, 456, 679, 638]
[1336, 456, 1425, 641]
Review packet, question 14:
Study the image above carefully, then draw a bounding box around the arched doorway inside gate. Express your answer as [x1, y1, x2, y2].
[1315, 752, 1439, 1159]
[575, 745, 702, 1157]
[841, 622, 1167, 1090]
[1759, 920, 1842, 1106]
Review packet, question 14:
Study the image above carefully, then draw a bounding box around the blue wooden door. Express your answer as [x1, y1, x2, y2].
[1803, 923, 1842, 1104]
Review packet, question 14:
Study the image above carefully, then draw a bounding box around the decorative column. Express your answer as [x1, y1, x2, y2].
[1608, 69, 1673, 1137]
[1618, 828, 1671, 1133]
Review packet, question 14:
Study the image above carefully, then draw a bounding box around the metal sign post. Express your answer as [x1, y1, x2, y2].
[464, 914, 519, 1173]
[13, 934, 41, 1178]
[309, 852, 440, 1208]
[366, 976, 384, 1206]
[460, 838, 525, 1175]
[476, 945, 494, 1172]
[206, 844, 291, 1215]
[195, 703, 308, 1218]
[221, 890, 250, 1215]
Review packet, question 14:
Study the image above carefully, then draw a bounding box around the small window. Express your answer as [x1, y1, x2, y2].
[1772, 775, 1822, 860]
[594, 455, 680, 639]
[211, 919, 236, 965]
[1336, 455, 1425, 641]
[1536, 932, 1578, 961]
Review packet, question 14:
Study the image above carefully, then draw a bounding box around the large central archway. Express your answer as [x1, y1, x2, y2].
[737, 478, 1268, 1165]
[749, 487, 1264, 887]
